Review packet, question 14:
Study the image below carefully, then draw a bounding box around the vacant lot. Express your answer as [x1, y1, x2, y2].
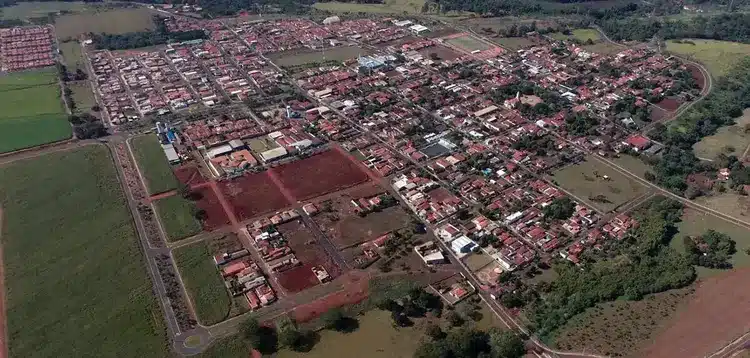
[445, 34, 491, 52]
[276, 220, 341, 293]
[55, 8, 155, 39]
[551, 28, 600, 42]
[273, 150, 370, 201]
[672, 207, 750, 277]
[554, 288, 694, 357]
[666, 39, 750, 78]
[70, 82, 96, 112]
[313, 0, 425, 14]
[610, 155, 653, 179]
[0, 69, 71, 153]
[493, 36, 537, 50]
[0, 145, 168, 357]
[155, 195, 202, 242]
[59, 41, 86, 72]
[193, 186, 232, 230]
[173, 242, 232, 325]
[582, 41, 623, 55]
[270, 46, 366, 67]
[219, 171, 291, 221]
[131, 135, 179, 195]
[694, 109, 750, 160]
[552, 157, 648, 212]
[641, 268, 750, 358]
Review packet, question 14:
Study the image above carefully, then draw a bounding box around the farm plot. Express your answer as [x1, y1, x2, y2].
[444, 34, 491, 52]
[131, 135, 179, 195]
[218, 172, 292, 221]
[0, 145, 168, 357]
[272, 150, 370, 201]
[0, 69, 71, 154]
[275, 220, 341, 293]
[0, 1, 98, 20]
[173, 241, 232, 325]
[269, 46, 366, 67]
[154, 195, 202, 242]
[54, 8, 155, 39]
[551, 157, 648, 212]
[313, 0, 426, 14]
[666, 39, 750, 78]
[693, 109, 750, 160]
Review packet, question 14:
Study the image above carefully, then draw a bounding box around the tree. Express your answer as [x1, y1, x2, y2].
[488, 329, 526, 358]
[445, 310, 464, 327]
[239, 318, 277, 354]
[424, 323, 445, 340]
[321, 308, 358, 333]
[278, 324, 315, 352]
[542, 197, 575, 220]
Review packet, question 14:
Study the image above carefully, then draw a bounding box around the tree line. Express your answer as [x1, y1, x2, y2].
[92, 16, 207, 50]
[599, 12, 750, 43]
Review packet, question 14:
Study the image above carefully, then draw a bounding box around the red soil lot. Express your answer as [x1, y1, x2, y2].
[291, 271, 369, 323]
[194, 186, 231, 230]
[174, 164, 206, 187]
[687, 63, 707, 90]
[655, 97, 681, 111]
[218, 172, 292, 222]
[641, 268, 750, 358]
[275, 220, 341, 293]
[650, 105, 668, 122]
[271, 150, 370, 201]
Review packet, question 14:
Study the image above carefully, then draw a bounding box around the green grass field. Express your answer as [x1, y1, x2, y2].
[59, 40, 86, 72]
[70, 81, 96, 112]
[131, 135, 179, 195]
[582, 41, 623, 55]
[0, 1, 98, 20]
[552, 157, 648, 212]
[445, 34, 491, 52]
[155, 195, 202, 241]
[0, 69, 71, 153]
[666, 39, 750, 78]
[610, 155, 654, 179]
[493, 37, 537, 50]
[173, 242, 232, 325]
[54, 8, 155, 39]
[197, 335, 250, 358]
[0, 145, 168, 357]
[693, 109, 750, 160]
[551, 28, 601, 42]
[313, 0, 425, 14]
[270, 46, 367, 67]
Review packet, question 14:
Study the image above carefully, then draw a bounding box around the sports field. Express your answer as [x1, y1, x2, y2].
[0, 69, 71, 154]
[313, 0, 425, 14]
[154, 195, 202, 242]
[131, 135, 179, 195]
[445, 34, 491, 52]
[0, 145, 168, 357]
[54, 8, 155, 39]
[173, 242, 232, 326]
[666, 39, 750, 78]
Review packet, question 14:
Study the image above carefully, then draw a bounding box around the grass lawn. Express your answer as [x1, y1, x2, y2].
[445, 34, 491, 52]
[54, 8, 155, 38]
[131, 135, 179, 195]
[665, 39, 750, 78]
[155, 195, 202, 242]
[197, 335, 250, 358]
[0, 1, 98, 20]
[493, 37, 537, 50]
[270, 46, 367, 67]
[582, 41, 624, 55]
[0, 69, 71, 153]
[0, 145, 168, 357]
[313, 0, 425, 14]
[552, 157, 648, 212]
[59, 40, 86, 72]
[610, 155, 654, 179]
[693, 109, 750, 160]
[173, 242, 232, 325]
[672, 207, 750, 277]
[70, 81, 96, 112]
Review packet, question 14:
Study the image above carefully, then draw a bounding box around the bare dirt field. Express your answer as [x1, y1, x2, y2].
[194, 186, 231, 231]
[218, 172, 292, 221]
[687, 63, 707, 91]
[419, 45, 462, 61]
[174, 164, 206, 187]
[655, 97, 681, 112]
[275, 220, 341, 293]
[271, 150, 370, 201]
[640, 268, 750, 358]
[650, 105, 668, 122]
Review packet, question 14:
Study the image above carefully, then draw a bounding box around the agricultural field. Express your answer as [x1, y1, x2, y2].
[54, 8, 155, 39]
[582, 41, 624, 55]
[173, 241, 232, 325]
[444, 34, 491, 52]
[551, 28, 600, 42]
[131, 135, 179, 195]
[219, 171, 291, 221]
[0, 69, 71, 154]
[460, 16, 559, 33]
[154, 195, 202, 242]
[269, 46, 366, 67]
[272, 149, 370, 201]
[0, 1, 98, 20]
[553, 288, 694, 357]
[671, 207, 750, 276]
[665, 39, 750, 78]
[551, 157, 648, 212]
[0, 145, 168, 357]
[693, 109, 750, 160]
[313, 0, 426, 14]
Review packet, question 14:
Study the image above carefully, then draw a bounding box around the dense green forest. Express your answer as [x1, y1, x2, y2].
[92, 16, 207, 50]
[599, 13, 750, 43]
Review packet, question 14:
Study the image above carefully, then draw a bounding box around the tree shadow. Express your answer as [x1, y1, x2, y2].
[337, 317, 360, 333]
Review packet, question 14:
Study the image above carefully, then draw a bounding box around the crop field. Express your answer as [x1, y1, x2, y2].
[552, 157, 648, 212]
[554, 288, 694, 357]
[54, 8, 155, 39]
[0, 145, 168, 357]
[313, 0, 426, 14]
[272, 150, 370, 201]
[640, 268, 750, 358]
[269, 46, 366, 67]
[0, 1, 98, 20]
[154, 195, 202, 242]
[665, 39, 750, 78]
[173, 242, 232, 326]
[693, 109, 750, 160]
[275, 220, 341, 293]
[131, 135, 179, 195]
[218, 172, 291, 221]
[444, 34, 491, 52]
[0, 69, 71, 153]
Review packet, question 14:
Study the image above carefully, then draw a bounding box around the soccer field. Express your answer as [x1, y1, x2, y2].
[0, 145, 169, 357]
